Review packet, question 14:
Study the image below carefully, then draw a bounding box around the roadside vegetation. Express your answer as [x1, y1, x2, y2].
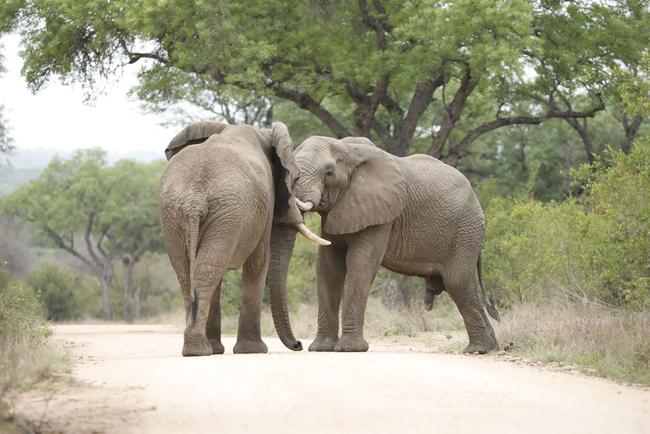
[0, 268, 67, 430]
[0, 0, 649, 401]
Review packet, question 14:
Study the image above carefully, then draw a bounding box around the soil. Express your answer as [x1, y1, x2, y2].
[9, 324, 650, 433]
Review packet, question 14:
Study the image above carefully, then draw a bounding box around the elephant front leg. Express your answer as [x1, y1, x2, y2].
[336, 225, 391, 352]
[309, 245, 347, 352]
[205, 279, 224, 354]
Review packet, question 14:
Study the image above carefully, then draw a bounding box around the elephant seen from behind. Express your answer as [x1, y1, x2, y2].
[287, 136, 500, 354]
[159, 122, 328, 356]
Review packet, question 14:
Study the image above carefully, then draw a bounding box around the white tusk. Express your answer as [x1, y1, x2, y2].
[295, 198, 314, 211]
[295, 223, 331, 246]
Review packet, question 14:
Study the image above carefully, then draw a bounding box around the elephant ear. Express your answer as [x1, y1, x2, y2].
[165, 121, 230, 161]
[270, 122, 303, 225]
[325, 142, 407, 235]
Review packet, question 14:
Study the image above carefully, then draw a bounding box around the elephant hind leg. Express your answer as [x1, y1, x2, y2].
[443, 271, 498, 354]
[182, 248, 230, 357]
[206, 279, 224, 354]
[424, 275, 445, 311]
[233, 226, 270, 354]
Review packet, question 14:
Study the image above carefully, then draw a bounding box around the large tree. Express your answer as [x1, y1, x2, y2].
[0, 49, 14, 158]
[8, 0, 649, 164]
[1, 150, 164, 320]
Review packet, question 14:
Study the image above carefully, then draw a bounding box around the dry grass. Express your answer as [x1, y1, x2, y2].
[497, 303, 650, 384]
[147, 296, 650, 385]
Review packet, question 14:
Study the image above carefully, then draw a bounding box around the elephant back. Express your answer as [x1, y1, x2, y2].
[165, 121, 230, 161]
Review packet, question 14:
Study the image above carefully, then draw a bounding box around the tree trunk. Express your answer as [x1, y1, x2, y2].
[619, 113, 644, 154]
[100, 274, 113, 320]
[123, 257, 135, 323]
[267, 223, 302, 351]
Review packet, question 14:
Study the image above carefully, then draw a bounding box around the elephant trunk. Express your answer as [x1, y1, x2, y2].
[268, 223, 303, 351]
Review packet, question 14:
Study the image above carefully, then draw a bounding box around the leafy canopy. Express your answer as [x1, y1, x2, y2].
[7, 0, 648, 161]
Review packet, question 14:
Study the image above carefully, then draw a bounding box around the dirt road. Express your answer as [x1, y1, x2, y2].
[11, 324, 650, 433]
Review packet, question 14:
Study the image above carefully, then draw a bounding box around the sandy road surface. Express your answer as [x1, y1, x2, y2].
[10, 324, 650, 433]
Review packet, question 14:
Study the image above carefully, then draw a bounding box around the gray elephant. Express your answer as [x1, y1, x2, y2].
[288, 136, 500, 354]
[159, 122, 328, 356]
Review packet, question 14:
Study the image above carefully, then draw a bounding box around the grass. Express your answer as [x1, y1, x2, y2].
[0, 276, 69, 431]
[496, 303, 650, 385]
[149, 292, 650, 385]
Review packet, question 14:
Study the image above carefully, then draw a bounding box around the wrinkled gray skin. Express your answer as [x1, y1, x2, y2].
[290, 136, 500, 354]
[159, 121, 305, 356]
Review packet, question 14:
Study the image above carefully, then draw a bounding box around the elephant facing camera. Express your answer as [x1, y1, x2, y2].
[289, 135, 500, 354]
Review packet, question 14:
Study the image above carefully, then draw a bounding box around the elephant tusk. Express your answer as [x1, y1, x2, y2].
[295, 223, 331, 246]
[295, 198, 314, 211]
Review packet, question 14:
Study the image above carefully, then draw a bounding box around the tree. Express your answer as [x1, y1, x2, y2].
[0, 49, 14, 158]
[1, 150, 164, 320]
[113, 159, 165, 323]
[8, 1, 649, 165]
[618, 53, 650, 117]
[0, 0, 25, 159]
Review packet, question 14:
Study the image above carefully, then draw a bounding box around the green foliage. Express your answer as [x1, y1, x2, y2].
[572, 146, 650, 309]
[483, 146, 650, 310]
[26, 262, 80, 321]
[221, 269, 243, 316]
[618, 53, 650, 116]
[0, 47, 13, 159]
[7, 0, 648, 162]
[0, 150, 166, 319]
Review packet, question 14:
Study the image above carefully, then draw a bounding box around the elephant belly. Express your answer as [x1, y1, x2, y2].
[381, 208, 482, 278]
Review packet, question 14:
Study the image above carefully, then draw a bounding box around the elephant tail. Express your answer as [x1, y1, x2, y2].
[478, 253, 501, 322]
[186, 213, 202, 327]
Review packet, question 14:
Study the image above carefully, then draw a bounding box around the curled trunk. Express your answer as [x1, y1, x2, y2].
[267, 223, 303, 351]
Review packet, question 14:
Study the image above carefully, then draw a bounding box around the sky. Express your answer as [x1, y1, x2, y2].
[1, 34, 177, 164]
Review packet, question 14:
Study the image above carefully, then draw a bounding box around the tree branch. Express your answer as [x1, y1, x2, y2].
[442, 116, 544, 167]
[429, 71, 478, 158]
[84, 212, 103, 265]
[46, 228, 99, 275]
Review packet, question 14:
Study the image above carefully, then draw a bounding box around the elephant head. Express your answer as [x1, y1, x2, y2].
[163, 121, 326, 351]
[291, 136, 408, 235]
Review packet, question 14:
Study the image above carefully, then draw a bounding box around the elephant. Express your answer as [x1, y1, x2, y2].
[158, 121, 329, 356]
[287, 136, 500, 354]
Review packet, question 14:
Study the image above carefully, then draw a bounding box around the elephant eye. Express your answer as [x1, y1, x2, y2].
[326, 170, 334, 177]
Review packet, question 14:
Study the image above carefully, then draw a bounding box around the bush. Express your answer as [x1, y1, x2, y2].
[27, 263, 80, 321]
[0, 269, 56, 394]
[483, 146, 650, 310]
[572, 146, 650, 309]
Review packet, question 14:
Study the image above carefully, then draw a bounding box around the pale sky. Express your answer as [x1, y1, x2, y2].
[1, 34, 177, 157]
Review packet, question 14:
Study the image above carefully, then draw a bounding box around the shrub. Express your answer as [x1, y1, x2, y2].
[483, 146, 650, 310]
[0, 269, 56, 395]
[572, 146, 650, 309]
[26, 263, 80, 321]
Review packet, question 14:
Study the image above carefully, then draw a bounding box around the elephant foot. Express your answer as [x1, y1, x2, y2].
[308, 335, 339, 352]
[233, 338, 268, 354]
[182, 327, 212, 356]
[182, 338, 212, 357]
[209, 338, 225, 355]
[334, 335, 369, 352]
[462, 337, 499, 355]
